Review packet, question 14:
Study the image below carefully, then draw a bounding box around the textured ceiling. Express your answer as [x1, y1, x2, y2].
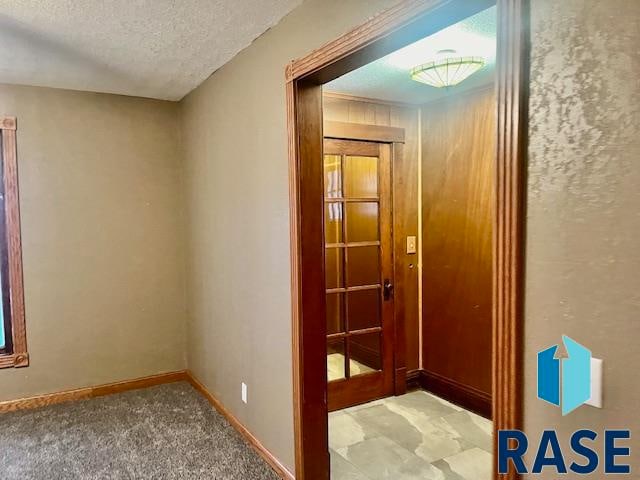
[325, 6, 497, 104]
[0, 0, 301, 100]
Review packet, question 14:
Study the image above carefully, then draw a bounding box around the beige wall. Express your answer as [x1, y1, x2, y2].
[0, 84, 187, 402]
[525, 0, 640, 476]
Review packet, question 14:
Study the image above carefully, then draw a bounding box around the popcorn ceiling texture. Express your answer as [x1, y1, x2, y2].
[525, 0, 640, 476]
[0, 0, 302, 100]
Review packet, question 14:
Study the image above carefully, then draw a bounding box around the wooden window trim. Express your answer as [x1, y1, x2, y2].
[286, 0, 528, 478]
[0, 116, 28, 369]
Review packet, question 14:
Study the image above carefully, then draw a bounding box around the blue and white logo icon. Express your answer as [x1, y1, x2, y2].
[537, 335, 591, 416]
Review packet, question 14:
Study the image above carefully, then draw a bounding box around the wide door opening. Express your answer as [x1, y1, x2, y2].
[286, 0, 527, 478]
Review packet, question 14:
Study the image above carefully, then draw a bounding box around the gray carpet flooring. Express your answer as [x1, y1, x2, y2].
[0, 382, 279, 480]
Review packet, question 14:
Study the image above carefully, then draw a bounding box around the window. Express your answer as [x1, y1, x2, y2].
[0, 116, 27, 369]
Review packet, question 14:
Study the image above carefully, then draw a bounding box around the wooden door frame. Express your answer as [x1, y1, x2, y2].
[286, 0, 528, 478]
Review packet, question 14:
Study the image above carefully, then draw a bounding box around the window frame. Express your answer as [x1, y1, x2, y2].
[0, 116, 27, 369]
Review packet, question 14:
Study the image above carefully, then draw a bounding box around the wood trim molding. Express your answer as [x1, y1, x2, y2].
[324, 120, 405, 143]
[323, 91, 417, 108]
[0, 116, 27, 369]
[494, 0, 528, 478]
[286, 79, 306, 480]
[186, 371, 295, 480]
[0, 370, 188, 413]
[0, 353, 27, 369]
[287, 0, 527, 478]
[406, 369, 422, 390]
[0, 117, 16, 131]
[287, 0, 447, 81]
[287, 78, 329, 480]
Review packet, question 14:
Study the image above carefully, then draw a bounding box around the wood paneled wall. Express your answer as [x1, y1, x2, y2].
[323, 93, 421, 372]
[420, 87, 495, 414]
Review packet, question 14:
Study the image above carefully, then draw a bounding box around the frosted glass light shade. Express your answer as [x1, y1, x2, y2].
[410, 56, 485, 88]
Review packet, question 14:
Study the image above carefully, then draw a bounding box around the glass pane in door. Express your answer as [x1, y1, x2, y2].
[346, 202, 379, 242]
[324, 155, 342, 198]
[346, 246, 380, 286]
[349, 332, 382, 377]
[326, 293, 344, 335]
[327, 339, 346, 381]
[344, 156, 378, 198]
[347, 289, 381, 331]
[325, 203, 343, 244]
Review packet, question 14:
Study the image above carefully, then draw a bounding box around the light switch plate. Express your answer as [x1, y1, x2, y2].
[406, 236, 417, 254]
[586, 358, 603, 408]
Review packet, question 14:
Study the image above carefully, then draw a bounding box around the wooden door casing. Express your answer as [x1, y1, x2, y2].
[286, 0, 528, 478]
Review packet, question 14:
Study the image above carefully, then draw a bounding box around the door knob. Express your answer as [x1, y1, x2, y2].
[383, 279, 394, 300]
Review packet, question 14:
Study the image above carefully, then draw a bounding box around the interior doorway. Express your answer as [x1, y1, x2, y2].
[322, 5, 497, 471]
[286, 0, 528, 478]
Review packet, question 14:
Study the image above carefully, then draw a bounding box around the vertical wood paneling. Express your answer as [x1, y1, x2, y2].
[375, 104, 391, 126]
[421, 88, 495, 411]
[394, 107, 420, 373]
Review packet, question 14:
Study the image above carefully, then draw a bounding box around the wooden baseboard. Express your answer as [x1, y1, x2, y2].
[406, 369, 422, 390]
[185, 371, 295, 480]
[0, 370, 188, 413]
[419, 370, 492, 419]
[405, 369, 492, 419]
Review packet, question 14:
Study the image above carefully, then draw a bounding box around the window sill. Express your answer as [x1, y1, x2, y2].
[0, 353, 29, 369]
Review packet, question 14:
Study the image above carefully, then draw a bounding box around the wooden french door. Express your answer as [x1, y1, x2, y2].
[323, 138, 394, 411]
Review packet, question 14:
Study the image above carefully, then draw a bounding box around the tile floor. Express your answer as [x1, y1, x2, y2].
[329, 390, 492, 480]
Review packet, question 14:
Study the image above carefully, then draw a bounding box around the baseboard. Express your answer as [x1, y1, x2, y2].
[405, 369, 492, 419]
[0, 370, 188, 413]
[419, 370, 492, 419]
[406, 369, 422, 390]
[185, 371, 295, 480]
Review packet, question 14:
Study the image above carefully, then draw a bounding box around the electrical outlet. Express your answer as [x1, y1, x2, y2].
[241, 382, 248, 404]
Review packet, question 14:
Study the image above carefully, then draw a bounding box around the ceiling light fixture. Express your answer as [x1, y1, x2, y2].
[410, 50, 485, 88]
